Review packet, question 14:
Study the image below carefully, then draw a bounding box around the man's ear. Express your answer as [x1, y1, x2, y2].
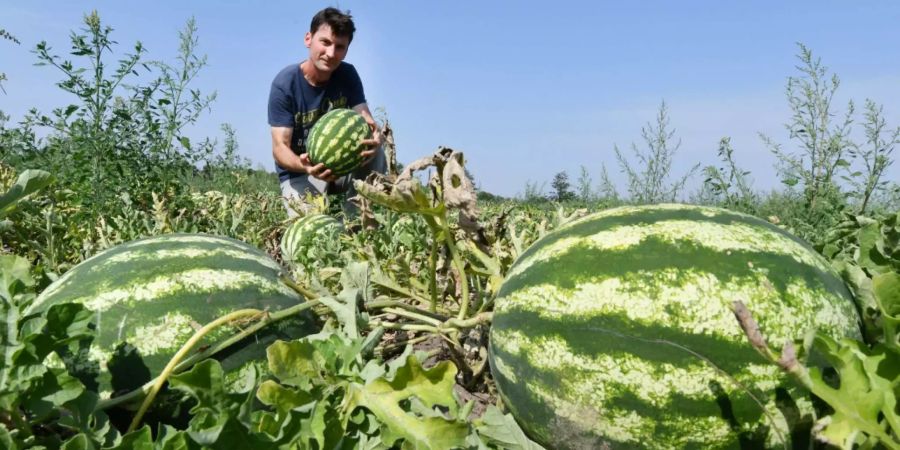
[304, 31, 312, 48]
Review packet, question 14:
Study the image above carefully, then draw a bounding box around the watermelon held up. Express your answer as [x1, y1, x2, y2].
[488, 203, 862, 449]
[307, 108, 372, 176]
[25, 233, 318, 399]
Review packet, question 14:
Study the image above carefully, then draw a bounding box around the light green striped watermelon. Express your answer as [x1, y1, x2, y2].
[489, 203, 862, 449]
[280, 213, 343, 262]
[307, 108, 372, 176]
[26, 233, 317, 398]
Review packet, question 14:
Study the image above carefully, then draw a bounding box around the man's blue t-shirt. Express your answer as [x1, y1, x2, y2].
[268, 62, 366, 182]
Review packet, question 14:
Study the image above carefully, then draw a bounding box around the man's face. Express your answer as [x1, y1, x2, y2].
[304, 24, 350, 74]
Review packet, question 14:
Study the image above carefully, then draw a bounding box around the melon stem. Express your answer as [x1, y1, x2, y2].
[127, 308, 267, 433]
[98, 298, 321, 413]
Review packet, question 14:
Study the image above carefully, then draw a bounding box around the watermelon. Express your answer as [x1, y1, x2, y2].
[488, 204, 862, 449]
[27, 233, 317, 398]
[280, 213, 343, 262]
[307, 108, 372, 176]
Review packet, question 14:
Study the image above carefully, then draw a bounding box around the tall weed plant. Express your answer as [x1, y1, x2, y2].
[614, 100, 700, 204]
[0, 11, 243, 221]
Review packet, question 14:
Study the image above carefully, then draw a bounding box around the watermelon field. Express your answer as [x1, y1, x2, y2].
[3, 12, 900, 450]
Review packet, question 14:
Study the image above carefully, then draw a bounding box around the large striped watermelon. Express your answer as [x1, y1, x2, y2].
[280, 213, 343, 262]
[489, 204, 862, 449]
[26, 233, 317, 398]
[307, 108, 372, 176]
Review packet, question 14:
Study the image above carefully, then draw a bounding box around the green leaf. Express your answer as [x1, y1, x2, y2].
[873, 272, 900, 318]
[0, 425, 13, 450]
[256, 380, 315, 413]
[344, 356, 468, 449]
[57, 391, 117, 447]
[63, 104, 79, 118]
[858, 222, 890, 274]
[156, 425, 195, 450]
[61, 433, 95, 450]
[0, 169, 53, 219]
[168, 359, 228, 415]
[474, 405, 545, 450]
[319, 291, 362, 340]
[24, 369, 84, 420]
[835, 260, 881, 343]
[318, 263, 374, 340]
[169, 360, 269, 448]
[265, 339, 323, 390]
[0, 254, 35, 302]
[179, 136, 191, 150]
[110, 426, 154, 450]
[267, 332, 364, 387]
[806, 336, 900, 447]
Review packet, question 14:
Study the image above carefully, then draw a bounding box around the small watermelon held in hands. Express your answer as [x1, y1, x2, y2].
[488, 203, 862, 449]
[26, 233, 317, 398]
[307, 108, 373, 176]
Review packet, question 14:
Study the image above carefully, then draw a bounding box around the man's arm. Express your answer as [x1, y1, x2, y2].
[271, 126, 335, 181]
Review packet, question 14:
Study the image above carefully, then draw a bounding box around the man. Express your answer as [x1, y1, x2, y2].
[268, 7, 385, 217]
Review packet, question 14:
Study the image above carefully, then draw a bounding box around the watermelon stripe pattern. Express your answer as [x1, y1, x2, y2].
[307, 108, 372, 176]
[489, 204, 861, 449]
[280, 214, 343, 262]
[27, 233, 317, 398]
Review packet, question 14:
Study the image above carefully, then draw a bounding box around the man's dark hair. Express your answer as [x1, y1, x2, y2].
[310, 7, 356, 42]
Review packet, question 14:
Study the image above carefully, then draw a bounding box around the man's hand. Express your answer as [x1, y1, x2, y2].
[358, 122, 383, 167]
[299, 153, 338, 182]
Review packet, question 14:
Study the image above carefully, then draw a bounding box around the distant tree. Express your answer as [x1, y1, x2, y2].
[551, 170, 575, 202]
[476, 190, 505, 202]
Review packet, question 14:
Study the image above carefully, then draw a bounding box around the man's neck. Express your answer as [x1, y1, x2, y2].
[300, 60, 330, 87]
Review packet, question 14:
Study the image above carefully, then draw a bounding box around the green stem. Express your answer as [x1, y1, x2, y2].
[98, 299, 320, 412]
[369, 278, 432, 308]
[440, 312, 493, 331]
[371, 320, 438, 333]
[128, 309, 266, 432]
[424, 216, 441, 313]
[376, 334, 431, 354]
[280, 274, 320, 299]
[381, 307, 443, 327]
[438, 218, 470, 321]
[365, 299, 448, 322]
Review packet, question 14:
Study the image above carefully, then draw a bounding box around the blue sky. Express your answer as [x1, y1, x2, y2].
[2, 1, 899, 197]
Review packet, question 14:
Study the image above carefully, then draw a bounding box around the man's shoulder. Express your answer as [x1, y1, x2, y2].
[272, 63, 300, 86]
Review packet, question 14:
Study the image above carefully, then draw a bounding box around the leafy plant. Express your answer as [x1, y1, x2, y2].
[701, 137, 758, 212]
[734, 211, 900, 448]
[614, 100, 700, 204]
[0, 175, 117, 449]
[845, 99, 900, 215]
[575, 165, 594, 202]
